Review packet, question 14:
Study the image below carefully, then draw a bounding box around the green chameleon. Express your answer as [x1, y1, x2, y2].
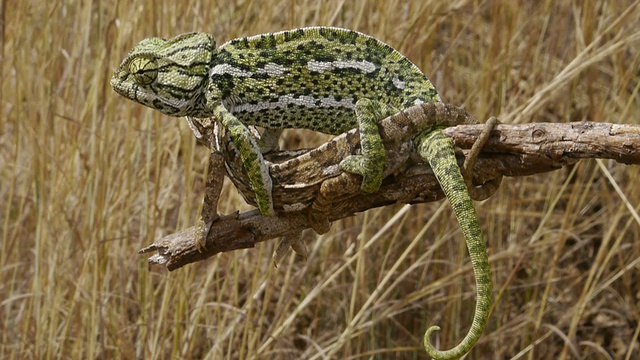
[111, 26, 495, 359]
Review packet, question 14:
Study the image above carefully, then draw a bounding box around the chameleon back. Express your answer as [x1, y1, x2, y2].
[212, 27, 441, 134]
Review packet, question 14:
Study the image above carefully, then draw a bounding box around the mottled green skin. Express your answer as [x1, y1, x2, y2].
[417, 130, 493, 360]
[111, 27, 492, 359]
[209, 27, 439, 132]
[111, 27, 440, 215]
[112, 33, 215, 117]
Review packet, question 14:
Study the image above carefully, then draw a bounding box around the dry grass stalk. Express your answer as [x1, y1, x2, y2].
[2, 0, 639, 359]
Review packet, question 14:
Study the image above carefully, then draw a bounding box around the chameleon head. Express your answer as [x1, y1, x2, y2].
[110, 32, 216, 117]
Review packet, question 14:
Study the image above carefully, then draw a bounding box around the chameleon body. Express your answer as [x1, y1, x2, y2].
[111, 26, 493, 359]
[111, 27, 439, 215]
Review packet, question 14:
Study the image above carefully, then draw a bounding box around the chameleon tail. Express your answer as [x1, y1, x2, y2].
[416, 130, 493, 360]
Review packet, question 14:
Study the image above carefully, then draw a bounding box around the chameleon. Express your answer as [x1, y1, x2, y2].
[111, 26, 498, 359]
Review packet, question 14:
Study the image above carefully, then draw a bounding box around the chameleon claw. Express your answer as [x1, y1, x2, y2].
[273, 232, 305, 267]
[290, 240, 308, 259]
[462, 116, 503, 201]
[195, 218, 215, 252]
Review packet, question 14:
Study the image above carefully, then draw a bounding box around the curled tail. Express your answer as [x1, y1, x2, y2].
[416, 130, 493, 360]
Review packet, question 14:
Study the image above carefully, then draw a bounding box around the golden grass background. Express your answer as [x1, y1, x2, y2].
[2, 0, 640, 358]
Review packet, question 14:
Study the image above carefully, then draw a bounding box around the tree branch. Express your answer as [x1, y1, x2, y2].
[140, 105, 640, 270]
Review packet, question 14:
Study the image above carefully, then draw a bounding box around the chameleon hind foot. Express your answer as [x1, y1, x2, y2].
[309, 172, 364, 235]
[463, 116, 503, 201]
[272, 232, 308, 267]
[339, 99, 397, 194]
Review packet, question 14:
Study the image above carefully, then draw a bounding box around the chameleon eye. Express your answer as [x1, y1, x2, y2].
[128, 57, 158, 85]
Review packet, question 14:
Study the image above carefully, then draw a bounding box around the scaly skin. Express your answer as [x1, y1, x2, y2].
[111, 27, 495, 359]
[416, 129, 494, 360]
[110, 27, 440, 215]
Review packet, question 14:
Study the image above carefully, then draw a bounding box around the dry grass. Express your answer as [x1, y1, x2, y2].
[2, 0, 640, 359]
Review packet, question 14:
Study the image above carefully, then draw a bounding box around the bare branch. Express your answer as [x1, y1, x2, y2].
[140, 104, 640, 270]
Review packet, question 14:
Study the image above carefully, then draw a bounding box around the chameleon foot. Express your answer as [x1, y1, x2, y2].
[273, 232, 307, 267]
[463, 116, 503, 201]
[338, 99, 398, 194]
[309, 213, 331, 235]
[195, 218, 213, 252]
[309, 174, 362, 235]
[195, 149, 225, 252]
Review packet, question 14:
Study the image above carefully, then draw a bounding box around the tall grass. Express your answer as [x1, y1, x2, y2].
[1, 0, 639, 358]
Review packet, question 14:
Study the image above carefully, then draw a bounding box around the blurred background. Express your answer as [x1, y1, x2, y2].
[1, 1, 639, 358]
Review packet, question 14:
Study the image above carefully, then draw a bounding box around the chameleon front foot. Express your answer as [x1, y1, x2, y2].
[195, 218, 212, 252]
[195, 148, 225, 252]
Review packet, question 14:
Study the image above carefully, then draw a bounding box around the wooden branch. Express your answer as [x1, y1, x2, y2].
[444, 122, 640, 170]
[140, 117, 640, 270]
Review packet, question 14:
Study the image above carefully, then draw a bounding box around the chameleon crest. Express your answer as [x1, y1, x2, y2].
[112, 27, 440, 129]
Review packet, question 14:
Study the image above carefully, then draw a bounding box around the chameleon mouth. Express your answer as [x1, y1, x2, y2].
[109, 72, 153, 109]
[110, 71, 132, 97]
[110, 72, 191, 116]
